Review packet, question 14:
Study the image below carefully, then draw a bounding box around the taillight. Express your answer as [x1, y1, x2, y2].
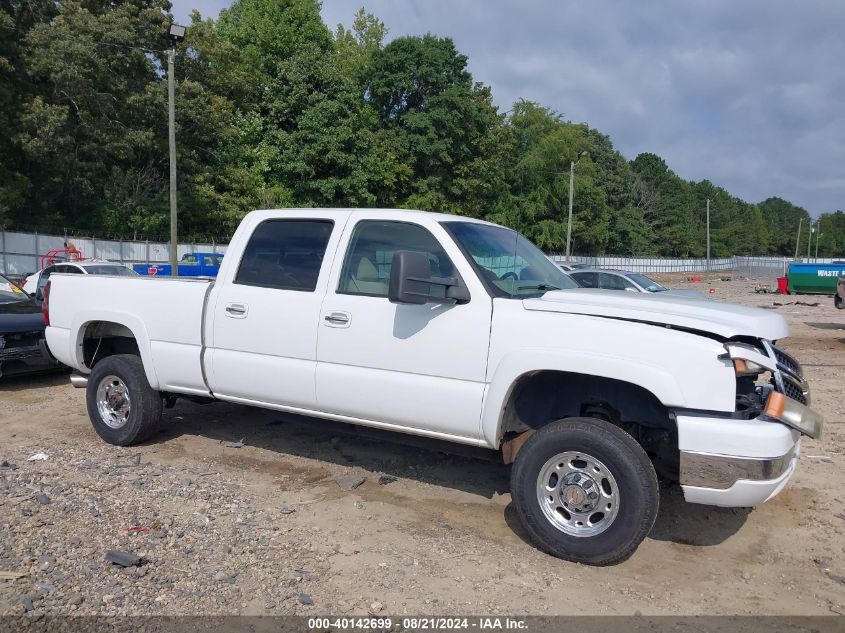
[42, 280, 50, 326]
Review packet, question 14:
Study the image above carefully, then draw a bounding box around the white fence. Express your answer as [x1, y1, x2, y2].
[549, 254, 843, 277]
[0, 229, 228, 275]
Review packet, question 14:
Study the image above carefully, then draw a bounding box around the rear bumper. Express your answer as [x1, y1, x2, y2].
[676, 411, 811, 508]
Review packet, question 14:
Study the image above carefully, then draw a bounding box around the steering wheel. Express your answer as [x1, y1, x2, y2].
[500, 271, 519, 281]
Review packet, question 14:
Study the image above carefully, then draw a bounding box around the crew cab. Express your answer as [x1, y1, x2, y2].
[43, 209, 823, 565]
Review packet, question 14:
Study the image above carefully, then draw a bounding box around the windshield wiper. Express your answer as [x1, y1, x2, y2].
[517, 283, 561, 292]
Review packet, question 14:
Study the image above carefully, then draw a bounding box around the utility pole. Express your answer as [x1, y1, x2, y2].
[807, 223, 813, 261]
[815, 220, 821, 261]
[166, 24, 186, 277]
[706, 198, 710, 272]
[167, 47, 177, 276]
[565, 151, 587, 260]
[793, 217, 803, 260]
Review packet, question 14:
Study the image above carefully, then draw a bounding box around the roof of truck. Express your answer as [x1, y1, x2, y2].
[250, 208, 499, 226]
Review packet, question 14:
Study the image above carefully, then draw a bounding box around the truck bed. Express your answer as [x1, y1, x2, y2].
[45, 274, 214, 395]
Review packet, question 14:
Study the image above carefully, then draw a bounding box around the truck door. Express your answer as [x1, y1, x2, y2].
[315, 215, 492, 442]
[207, 216, 343, 408]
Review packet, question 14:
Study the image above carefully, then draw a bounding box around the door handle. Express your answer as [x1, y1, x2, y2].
[225, 303, 248, 318]
[324, 311, 350, 326]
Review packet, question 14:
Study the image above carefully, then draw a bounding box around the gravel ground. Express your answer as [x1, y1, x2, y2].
[1, 276, 844, 617]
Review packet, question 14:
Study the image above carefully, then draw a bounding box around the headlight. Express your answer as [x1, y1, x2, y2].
[722, 341, 777, 378]
[732, 357, 766, 377]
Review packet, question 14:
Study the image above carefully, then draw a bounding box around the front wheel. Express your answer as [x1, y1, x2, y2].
[510, 417, 659, 565]
[835, 293, 844, 310]
[86, 354, 163, 446]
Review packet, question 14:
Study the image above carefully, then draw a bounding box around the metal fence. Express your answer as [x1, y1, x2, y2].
[549, 254, 843, 282]
[0, 229, 229, 276]
[549, 255, 736, 273]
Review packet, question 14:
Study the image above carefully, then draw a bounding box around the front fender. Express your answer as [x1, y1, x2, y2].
[480, 349, 687, 448]
[69, 310, 160, 390]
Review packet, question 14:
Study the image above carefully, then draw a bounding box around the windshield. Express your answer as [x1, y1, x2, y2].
[82, 265, 138, 276]
[0, 273, 28, 302]
[627, 273, 667, 292]
[443, 221, 577, 298]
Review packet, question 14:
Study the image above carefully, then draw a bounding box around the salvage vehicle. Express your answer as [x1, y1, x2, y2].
[132, 252, 223, 278]
[24, 259, 138, 299]
[569, 268, 706, 299]
[43, 209, 823, 565]
[0, 272, 59, 376]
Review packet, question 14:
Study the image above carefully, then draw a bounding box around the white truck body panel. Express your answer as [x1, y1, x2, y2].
[44, 208, 821, 511]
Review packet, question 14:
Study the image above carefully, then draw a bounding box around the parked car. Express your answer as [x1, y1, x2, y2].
[554, 260, 590, 271]
[836, 276, 845, 309]
[569, 268, 706, 299]
[0, 272, 60, 377]
[43, 208, 822, 565]
[23, 259, 138, 300]
[132, 252, 224, 278]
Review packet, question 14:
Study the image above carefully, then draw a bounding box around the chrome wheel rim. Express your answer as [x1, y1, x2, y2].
[536, 451, 620, 537]
[96, 375, 131, 429]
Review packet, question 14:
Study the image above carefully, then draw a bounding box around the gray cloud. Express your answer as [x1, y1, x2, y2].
[174, 0, 845, 215]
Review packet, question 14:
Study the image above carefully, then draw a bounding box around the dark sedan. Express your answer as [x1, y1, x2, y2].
[0, 273, 60, 377]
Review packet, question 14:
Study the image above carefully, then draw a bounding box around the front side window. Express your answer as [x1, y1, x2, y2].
[443, 221, 577, 298]
[339, 221, 455, 298]
[235, 220, 333, 292]
[598, 273, 635, 291]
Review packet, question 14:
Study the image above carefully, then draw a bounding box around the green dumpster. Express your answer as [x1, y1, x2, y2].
[787, 262, 845, 294]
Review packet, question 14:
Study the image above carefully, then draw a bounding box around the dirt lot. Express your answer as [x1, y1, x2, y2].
[1, 276, 843, 617]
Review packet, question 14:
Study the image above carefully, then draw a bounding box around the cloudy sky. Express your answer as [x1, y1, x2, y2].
[172, 1, 844, 216]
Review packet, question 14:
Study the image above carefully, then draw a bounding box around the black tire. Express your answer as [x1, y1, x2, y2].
[510, 417, 659, 566]
[835, 293, 844, 310]
[86, 354, 163, 446]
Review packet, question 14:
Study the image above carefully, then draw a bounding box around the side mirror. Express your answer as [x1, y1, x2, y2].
[388, 250, 471, 305]
[388, 251, 430, 305]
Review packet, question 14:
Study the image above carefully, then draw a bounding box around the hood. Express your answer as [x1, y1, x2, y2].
[524, 288, 789, 340]
[655, 288, 709, 300]
[0, 297, 45, 333]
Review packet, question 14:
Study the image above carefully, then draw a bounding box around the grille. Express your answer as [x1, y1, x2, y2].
[782, 378, 808, 405]
[772, 346, 802, 378]
[765, 342, 809, 405]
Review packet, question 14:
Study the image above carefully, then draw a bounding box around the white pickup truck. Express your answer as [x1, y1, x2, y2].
[43, 209, 823, 565]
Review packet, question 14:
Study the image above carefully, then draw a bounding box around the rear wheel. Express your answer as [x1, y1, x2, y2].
[510, 417, 659, 565]
[86, 354, 162, 446]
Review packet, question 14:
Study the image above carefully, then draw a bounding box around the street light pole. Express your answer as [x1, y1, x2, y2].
[565, 151, 587, 260]
[166, 24, 186, 277]
[706, 198, 710, 272]
[793, 218, 803, 260]
[815, 220, 821, 261]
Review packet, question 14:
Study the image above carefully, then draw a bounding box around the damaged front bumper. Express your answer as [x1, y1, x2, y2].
[676, 395, 822, 508]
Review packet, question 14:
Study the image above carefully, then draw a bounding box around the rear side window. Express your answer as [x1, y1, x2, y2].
[235, 220, 334, 292]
